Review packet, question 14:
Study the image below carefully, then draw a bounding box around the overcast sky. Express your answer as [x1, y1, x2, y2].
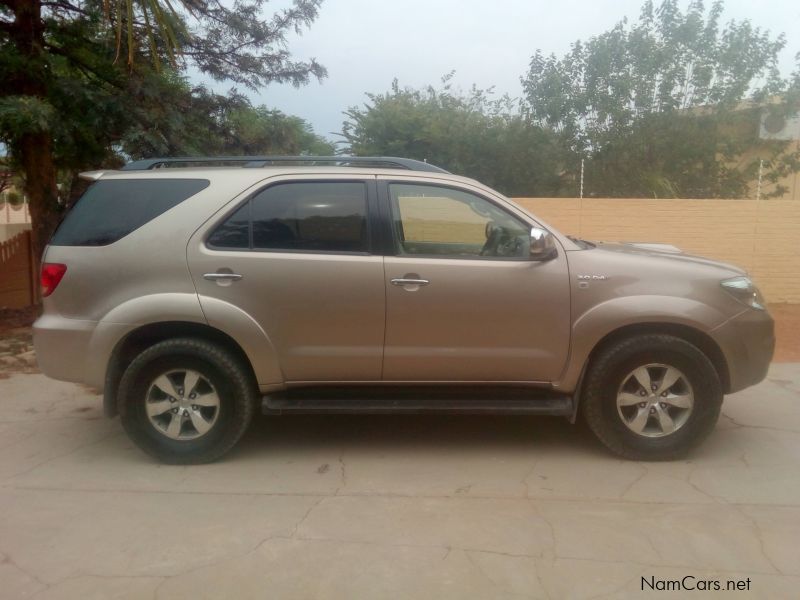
[211, 0, 800, 142]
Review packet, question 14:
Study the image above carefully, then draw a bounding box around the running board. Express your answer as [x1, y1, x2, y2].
[262, 386, 574, 416]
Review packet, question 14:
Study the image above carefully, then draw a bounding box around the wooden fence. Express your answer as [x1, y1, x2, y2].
[0, 230, 38, 309]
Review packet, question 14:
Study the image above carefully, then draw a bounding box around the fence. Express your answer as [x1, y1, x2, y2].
[0, 200, 31, 225]
[514, 197, 800, 303]
[0, 230, 38, 309]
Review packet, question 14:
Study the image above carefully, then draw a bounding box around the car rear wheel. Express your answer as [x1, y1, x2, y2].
[581, 334, 723, 460]
[118, 338, 257, 464]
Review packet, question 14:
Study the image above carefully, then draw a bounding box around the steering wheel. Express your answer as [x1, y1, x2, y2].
[480, 222, 504, 256]
[497, 234, 524, 257]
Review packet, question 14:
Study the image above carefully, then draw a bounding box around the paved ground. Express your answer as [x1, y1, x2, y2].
[0, 366, 798, 599]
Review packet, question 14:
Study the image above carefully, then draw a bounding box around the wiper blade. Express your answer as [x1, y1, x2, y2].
[567, 236, 596, 249]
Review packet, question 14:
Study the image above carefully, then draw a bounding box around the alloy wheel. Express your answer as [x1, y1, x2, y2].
[145, 369, 220, 440]
[616, 363, 694, 438]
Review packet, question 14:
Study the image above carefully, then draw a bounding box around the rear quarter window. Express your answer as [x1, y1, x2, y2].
[50, 179, 210, 246]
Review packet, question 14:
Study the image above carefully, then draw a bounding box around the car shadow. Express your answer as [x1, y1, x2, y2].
[228, 413, 603, 459]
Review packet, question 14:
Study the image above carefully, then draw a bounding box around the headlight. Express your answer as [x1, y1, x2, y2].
[720, 276, 765, 310]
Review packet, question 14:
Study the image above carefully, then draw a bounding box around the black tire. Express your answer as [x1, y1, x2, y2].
[118, 338, 257, 464]
[581, 334, 722, 461]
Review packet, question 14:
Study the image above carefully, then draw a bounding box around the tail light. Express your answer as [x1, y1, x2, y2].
[41, 263, 67, 297]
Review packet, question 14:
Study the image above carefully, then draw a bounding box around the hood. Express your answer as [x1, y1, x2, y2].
[592, 241, 747, 276]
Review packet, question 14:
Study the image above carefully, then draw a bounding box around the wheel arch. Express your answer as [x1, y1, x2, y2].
[103, 321, 258, 417]
[569, 321, 731, 419]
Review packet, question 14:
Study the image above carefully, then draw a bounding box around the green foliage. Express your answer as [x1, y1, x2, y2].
[98, 0, 327, 89]
[0, 97, 56, 136]
[341, 75, 567, 197]
[0, 0, 332, 204]
[522, 0, 797, 198]
[111, 73, 333, 159]
[1, 0, 329, 257]
[217, 106, 335, 156]
[580, 110, 755, 198]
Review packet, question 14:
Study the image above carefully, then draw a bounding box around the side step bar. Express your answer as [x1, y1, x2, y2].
[262, 386, 574, 416]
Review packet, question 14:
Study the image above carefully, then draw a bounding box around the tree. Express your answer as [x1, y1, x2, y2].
[107, 77, 334, 161]
[522, 0, 798, 198]
[0, 0, 326, 262]
[341, 76, 567, 197]
[212, 105, 335, 157]
[53, 73, 334, 209]
[0, 161, 12, 196]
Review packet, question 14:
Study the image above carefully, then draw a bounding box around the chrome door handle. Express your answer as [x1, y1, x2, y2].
[203, 273, 243, 281]
[391, 278, 430, 286]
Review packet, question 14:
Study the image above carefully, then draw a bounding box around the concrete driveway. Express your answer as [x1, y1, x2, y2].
[0, 367, 799, 599]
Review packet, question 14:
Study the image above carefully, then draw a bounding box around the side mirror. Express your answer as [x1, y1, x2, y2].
[530, 227, 557, 261]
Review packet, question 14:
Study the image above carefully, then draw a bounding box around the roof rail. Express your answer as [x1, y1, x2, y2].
[120, 156, 449, 174]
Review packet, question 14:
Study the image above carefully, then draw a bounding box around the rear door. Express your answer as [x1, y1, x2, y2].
[187, 175, 385, 382]
[379, 178, 571, 382]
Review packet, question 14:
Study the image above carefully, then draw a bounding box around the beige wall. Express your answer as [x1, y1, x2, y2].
[513, 198, 800, 304]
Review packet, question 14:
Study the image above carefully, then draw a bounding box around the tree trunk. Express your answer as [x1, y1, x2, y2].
[20, 131, 61, 264]
[7, 0, 61, 266]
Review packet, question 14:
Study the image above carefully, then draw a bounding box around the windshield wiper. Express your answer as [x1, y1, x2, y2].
[567, 235, 596, 249]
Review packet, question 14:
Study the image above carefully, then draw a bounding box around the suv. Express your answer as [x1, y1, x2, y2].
[33, 156, 774, 463]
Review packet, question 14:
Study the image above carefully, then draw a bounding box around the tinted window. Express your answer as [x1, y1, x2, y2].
[207, 203, 250, 249]
[51, 179, 209, 246]
[208, 182, 369, 253]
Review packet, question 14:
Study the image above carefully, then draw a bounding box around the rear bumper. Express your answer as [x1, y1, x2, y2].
[32, 314, 97, 386]
[33, 315, 134, 391]
[711, 308, 775, 393]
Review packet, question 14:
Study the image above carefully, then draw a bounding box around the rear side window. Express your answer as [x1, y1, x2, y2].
[207, 182, 369, 253]
[207, 203, 250, 249]
[51, 179, 209, 246]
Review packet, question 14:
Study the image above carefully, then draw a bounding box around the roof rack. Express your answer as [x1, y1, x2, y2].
[120, 156, 449, 174]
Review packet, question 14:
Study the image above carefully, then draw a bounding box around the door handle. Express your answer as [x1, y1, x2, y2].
[203, 272, 243, 281]
[391, 278, 430, 286]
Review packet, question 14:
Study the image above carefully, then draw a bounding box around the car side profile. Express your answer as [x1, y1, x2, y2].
[33, 156, 775, 463]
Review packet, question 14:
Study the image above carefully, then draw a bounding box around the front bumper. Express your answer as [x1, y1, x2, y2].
[711, 308, 775, 393]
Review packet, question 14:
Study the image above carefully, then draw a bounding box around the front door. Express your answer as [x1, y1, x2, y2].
[380, 180, 570, 382]
[188, 176, 385, 382]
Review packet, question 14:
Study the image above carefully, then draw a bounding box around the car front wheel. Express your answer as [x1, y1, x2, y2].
[581, 334, 723, 460]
